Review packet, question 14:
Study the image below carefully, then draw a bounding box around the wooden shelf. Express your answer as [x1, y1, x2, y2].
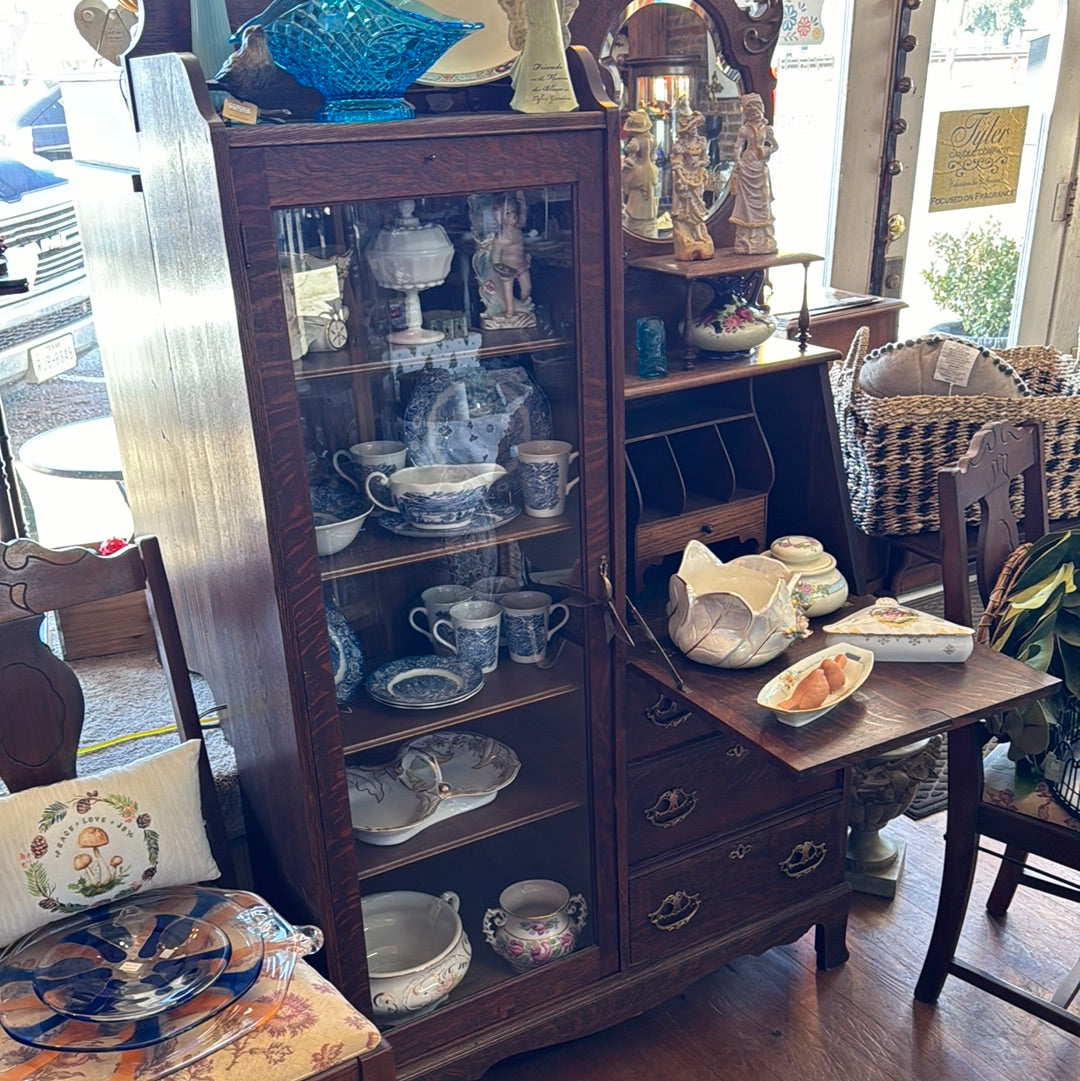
[338, 648, 583, 752]
[624, 337, 840, 398]
[627, 248, 822, 280]
[319, 512, 574, 581]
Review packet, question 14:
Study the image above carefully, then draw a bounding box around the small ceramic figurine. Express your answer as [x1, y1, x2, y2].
[670, 99, 714, 262]
[472, 191, 538, 330]
[730, 92, 779, 255]
[621, 109, 659, 234]
[499, 0, 579, 114]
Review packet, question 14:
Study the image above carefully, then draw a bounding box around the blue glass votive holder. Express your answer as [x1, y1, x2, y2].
[636, 316, 668, 379]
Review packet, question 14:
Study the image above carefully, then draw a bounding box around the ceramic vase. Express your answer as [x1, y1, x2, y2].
[483, 879, 587, 973]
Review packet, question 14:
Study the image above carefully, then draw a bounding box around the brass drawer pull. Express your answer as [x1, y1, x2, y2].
[779, 840, 828, 879]
[647, 890, 701, 931]
[726, 743, 748, 759]
[728, 843, 753, 860]
[644, 693, 691, 729]
[644, 787, 697, 828]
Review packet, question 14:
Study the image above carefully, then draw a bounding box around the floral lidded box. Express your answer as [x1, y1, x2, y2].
[823, 598, 974, 663]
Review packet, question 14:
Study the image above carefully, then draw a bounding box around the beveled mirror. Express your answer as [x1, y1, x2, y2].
[573, 0, 783, 256]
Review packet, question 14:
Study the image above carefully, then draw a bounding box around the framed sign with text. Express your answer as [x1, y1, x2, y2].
[929, 106, 1029, 212]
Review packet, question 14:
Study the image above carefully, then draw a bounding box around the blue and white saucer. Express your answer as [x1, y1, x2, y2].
[365, 655, 484, 710]
[377, 503, 520, 539]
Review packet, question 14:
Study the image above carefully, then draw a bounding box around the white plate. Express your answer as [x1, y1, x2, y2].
[417, 0, 518, 86]
[757, 644, 875, 727]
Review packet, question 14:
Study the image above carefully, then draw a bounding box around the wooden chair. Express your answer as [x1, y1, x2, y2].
[0, 536, 395, 1081]
[914, 419, 1080, 1033]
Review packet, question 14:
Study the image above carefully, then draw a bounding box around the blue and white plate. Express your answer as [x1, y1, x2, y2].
[0, 887, 266, 1051]
[377, 502, 520, 539]
[365, 655, 484, 710]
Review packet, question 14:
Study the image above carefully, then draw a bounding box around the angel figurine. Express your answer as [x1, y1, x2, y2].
[499, 0, 579, 113]
[471, 191, 538, 330]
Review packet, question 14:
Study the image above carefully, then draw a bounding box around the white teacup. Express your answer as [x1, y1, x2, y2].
[432, 600, 502, 674]
[498, 590, 570, 664]
[514, 440, 579, 518]
[408, 584, 473, 655]
[366, 463, 507, 530]
[333, 440, 407, 502]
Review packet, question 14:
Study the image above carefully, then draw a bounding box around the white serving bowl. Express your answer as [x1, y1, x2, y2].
[362, 890, 472, 1022]
[757, 644, 875, 726]
[365, 463, 506, 529]
[314, 509, 371, 556]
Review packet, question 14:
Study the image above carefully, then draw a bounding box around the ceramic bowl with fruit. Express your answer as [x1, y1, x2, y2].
[757, 644, 875, 726]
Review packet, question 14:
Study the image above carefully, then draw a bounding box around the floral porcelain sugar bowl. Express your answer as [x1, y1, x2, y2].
[769, 535, 850, 618]
[483, 879, 588, 973]
[667, 540, 809, 668]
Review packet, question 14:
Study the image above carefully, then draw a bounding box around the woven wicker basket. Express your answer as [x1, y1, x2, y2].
[830, 329, 1080, 536]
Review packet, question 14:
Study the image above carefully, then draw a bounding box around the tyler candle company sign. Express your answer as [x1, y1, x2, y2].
[929, 106, 1028, 212]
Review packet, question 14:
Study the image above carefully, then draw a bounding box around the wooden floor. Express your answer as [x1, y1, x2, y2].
[480, 813, 1079, 1081]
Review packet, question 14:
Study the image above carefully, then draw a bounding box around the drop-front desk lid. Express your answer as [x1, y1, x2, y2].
[628, 599, 1059, 776]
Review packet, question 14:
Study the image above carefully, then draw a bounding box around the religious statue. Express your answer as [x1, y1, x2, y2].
[730, 92, 779, 255]
[670, 99, 714, 261]
[621, 109, 659, 235]
[498, 0, 579, 114]
[471, 190, 538, 330]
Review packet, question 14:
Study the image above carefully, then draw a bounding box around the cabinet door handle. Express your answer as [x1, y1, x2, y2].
[726, 743, 748, 759]
[644, 787, 697, 828]
[779, 840, 828, 879]
[647, 890, 701, 932]
[644, 693, 691, 729]
[728, 843, 753, 860]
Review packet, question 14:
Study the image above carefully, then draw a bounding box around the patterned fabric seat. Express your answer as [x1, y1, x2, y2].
[0, 959, 383, 1081]
[982, 743, 1080, 834]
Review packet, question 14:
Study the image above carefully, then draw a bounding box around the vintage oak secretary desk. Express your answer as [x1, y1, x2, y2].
[66, 3, 897, 1079]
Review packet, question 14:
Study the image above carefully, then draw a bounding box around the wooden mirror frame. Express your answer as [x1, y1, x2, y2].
[573, 0, 783, 258]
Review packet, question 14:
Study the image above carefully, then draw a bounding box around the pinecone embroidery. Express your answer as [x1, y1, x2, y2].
[30, 834, 48, 859]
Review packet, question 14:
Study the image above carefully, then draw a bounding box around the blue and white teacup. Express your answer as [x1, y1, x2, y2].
[498, 590, 570, 665]
[432, 600, 502, 674]
[334, 440, 407, 506]
[408, 584, 473, 655]
[366, 463, 506, 530]
[514, 440, 579, 518]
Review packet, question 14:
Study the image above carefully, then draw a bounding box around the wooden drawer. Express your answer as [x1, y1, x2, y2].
[626, 736, 840, 865]
[624, 668, 719, 758]
[628, 799, 846, 965]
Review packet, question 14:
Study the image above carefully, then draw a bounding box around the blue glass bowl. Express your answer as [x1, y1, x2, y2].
[261, 0, 483, 123]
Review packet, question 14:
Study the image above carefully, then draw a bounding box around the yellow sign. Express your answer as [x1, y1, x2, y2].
[929, 106, 1028, 212]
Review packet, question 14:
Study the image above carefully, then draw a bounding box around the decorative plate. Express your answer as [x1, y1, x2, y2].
[0, 888, 266, 1051]
[416, 0, 518, 86]
[365, 655, 484, 710]
[757, 644, 875, 727]
[31, 908, 231, 1023]
[347, 731, 520, 845]
[402, 365, 552, 470]
[377, 502, 520, 538]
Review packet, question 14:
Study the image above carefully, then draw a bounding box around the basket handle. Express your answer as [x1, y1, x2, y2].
[836, 325, 871, 406]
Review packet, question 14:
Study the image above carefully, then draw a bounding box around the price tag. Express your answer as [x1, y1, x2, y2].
[221, 98, 259, 125]
[933, 339, 980, 388]
[293, 266, 341, 315]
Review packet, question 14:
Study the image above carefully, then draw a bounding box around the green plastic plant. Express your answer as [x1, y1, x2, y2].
[963, 0, 1034, 38]
[922, 220, 1020, 340]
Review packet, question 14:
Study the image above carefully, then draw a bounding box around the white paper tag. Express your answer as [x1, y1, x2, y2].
[933, 339, 980, 388]
[293, 266, 341, 315]
[222, 98, 259, 125]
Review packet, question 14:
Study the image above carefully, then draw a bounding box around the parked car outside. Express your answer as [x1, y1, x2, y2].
[3, 85, 69, 162]
[0, 149, 95, 387]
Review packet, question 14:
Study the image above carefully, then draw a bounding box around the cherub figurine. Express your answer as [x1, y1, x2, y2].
[730, 92, 779, 255]
[472, 191, 537, 330]
[498, 0, 579, 113]
[670, 99, 714, 261]
[621, 109, 659, 234]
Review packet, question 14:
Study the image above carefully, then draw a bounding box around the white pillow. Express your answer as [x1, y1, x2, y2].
[858, 334, 1030, 398]
[0, 740, 220, 947]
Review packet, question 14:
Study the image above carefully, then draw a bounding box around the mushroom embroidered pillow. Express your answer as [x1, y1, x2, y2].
[0, 740, 220, 948]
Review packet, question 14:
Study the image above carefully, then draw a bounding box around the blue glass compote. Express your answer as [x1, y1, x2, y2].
[257, 0, 482, 123]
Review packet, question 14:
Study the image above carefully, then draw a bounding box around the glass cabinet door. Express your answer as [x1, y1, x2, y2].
[274, 184, 596, 1025]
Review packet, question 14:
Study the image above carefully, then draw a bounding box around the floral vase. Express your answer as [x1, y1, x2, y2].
[482, 879, 588, 973]
[687, 272, 776, 359]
